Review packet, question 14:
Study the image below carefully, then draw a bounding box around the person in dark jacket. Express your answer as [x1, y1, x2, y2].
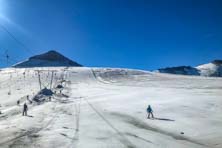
[48, 96, 52, 102]
[17, 100, 20, 105]
[147, 105, 154, 119]
[23, 103, 28, 116]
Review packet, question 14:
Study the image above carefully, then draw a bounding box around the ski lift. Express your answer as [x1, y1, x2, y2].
[4, 50, 12, 95]
[4, 50, 9, 66]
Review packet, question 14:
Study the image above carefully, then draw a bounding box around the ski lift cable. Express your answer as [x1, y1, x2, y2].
[0, 23, 36, 55]
[0, 50, 23, 67]
[0, 57, 16, 65]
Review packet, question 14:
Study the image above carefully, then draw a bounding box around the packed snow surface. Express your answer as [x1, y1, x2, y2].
[0, 67, 222, 148]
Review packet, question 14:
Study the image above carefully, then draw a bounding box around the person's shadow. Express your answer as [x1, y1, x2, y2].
[154, 117, 175, 121]
[27, 115, 34, 118]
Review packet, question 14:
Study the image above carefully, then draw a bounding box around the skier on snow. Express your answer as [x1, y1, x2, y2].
[17, 100, 20, 105]
[23, 103, 28, 116]
[147, 105, 154, 119]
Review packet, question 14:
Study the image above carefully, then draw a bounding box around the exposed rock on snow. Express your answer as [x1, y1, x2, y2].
[38, 88, 54, 96]
[157, 66, 200, 76]
[156, 60, 222, 77]
[13, 50, 82, 68]
[56, 84, 64, 89]
[33, 88, 53, 103]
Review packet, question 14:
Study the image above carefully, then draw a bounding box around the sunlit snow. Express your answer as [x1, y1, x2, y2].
[0, 67, 221, 148]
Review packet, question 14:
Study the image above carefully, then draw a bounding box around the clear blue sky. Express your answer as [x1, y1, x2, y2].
[0, 0, 221, 70]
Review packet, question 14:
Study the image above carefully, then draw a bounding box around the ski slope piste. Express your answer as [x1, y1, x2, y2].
[0, 67, 221, 148]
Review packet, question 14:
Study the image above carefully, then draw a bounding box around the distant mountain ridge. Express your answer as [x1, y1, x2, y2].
[13, 50, 82, 68]
[156, 60, 222, 77]
[157, 66, 200, 76]
[12, 51, 222, 77]
[196, 60, 222, 77]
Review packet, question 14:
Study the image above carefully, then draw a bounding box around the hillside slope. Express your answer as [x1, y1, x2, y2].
[13, 50, 82, 68]
[0, 67, 221, 148]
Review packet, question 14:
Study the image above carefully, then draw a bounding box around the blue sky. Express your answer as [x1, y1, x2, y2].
[0, 0, 221, 70]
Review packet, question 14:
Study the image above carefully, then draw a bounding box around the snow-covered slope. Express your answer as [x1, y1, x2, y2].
[196, 60, 222, 77]
[157, 60, 222, 77]
[0, 67, 222, 148]
[13, 50, 82, 68]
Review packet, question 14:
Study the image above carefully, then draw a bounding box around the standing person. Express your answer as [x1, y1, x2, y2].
[17, 100, 20, 105]
[147, 105, 154, 119]
[23, 103, 28, 116]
